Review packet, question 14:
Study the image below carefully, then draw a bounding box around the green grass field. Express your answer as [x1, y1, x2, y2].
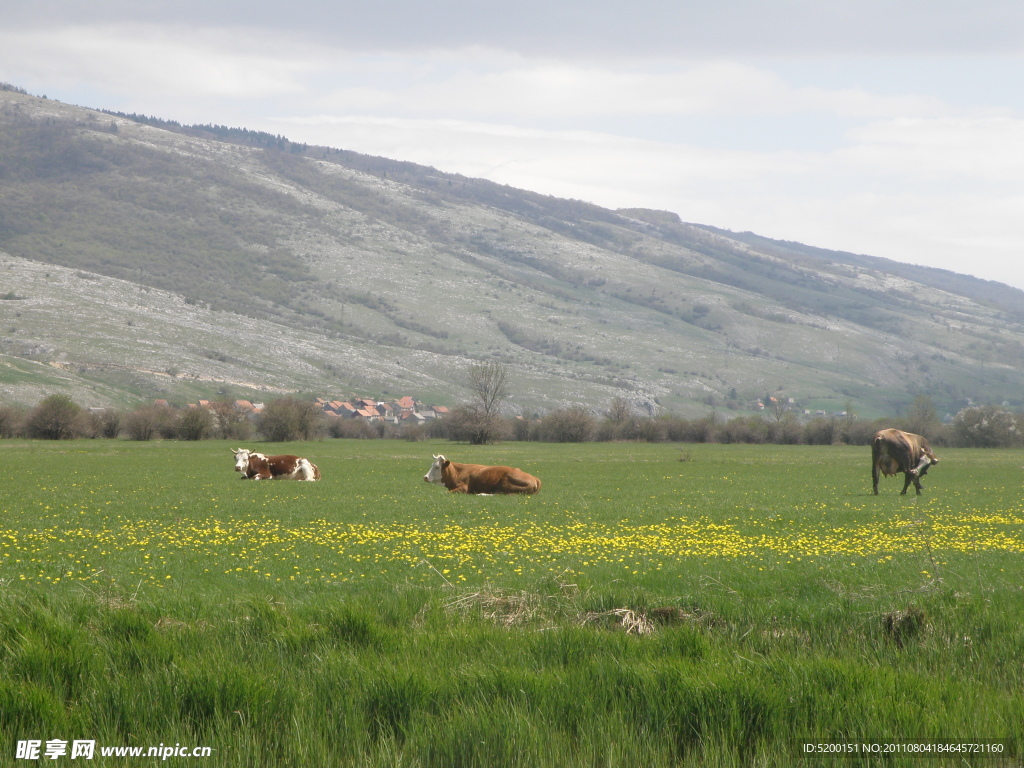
[0, 439, 1021, 766]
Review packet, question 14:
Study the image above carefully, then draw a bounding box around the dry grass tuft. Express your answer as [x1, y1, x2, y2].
[446, 588, 724, 637]
[582, 608, 657, 635]
[445, 589, 544, 627]
[882, 606, 927, 649]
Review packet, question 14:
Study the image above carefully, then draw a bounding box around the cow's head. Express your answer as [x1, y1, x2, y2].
[424, 454, 449, 484]
[232, 448, 252, 472]
[910, 453, 938, 479]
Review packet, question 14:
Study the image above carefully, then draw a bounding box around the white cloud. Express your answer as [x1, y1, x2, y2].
[12, 0, 1024, 58]
[308, 54, 951, 123]
[842, 117, 1024, 183]
[0, 24, 316, 101]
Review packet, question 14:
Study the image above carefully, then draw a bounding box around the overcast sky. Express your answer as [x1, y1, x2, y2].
[4, 1, 1024, 289]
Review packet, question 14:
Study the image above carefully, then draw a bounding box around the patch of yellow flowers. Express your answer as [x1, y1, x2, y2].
[0, 509, 1021, 585]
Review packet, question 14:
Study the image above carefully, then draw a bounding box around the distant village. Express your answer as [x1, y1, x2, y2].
[177, 394, 847, 424]
[184, 396, 450, 426]
[314, 396, 450, 425]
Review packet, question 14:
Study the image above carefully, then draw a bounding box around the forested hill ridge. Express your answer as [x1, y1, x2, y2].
[1, 84, 1023, 418]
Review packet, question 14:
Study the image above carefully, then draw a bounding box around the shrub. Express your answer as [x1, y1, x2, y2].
[402, 424, 425, 442]
[326, 416, 378, 439]
[0, 404, 28, 438]
[720, 416, 768, 444]
[177, 407, 214, 441]
[124, 403, 176, 441]
[633, 418, 667, 443]
[766, 413, 803, 445]
[26, 394, 82, 439]
[208, 400, 254, 441]
[662, 415, 718, 443]
[446, 405, 508, 445]
[258, 398, 325, 442]
[538, 407, 595, 443]
[803, 417, 839, 446]
[98, 409, 123, 438]
[72, 409, 104, 439]
[953, 405, 1023, 448]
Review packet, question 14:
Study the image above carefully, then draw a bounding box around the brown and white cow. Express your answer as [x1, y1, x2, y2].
[872, 429, 938, 496]
[232, 448, 321, 481]
[423, 454, 541, 495]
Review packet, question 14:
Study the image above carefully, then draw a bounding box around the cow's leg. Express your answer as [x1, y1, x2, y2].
[900, 473, 913, 495]
[871, 443, 881, 495]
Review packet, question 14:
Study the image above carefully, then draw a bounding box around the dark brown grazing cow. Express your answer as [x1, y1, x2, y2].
[872, 429, 938, 495]
[423, 454, 541, 495]
[232, 448, 321, 481]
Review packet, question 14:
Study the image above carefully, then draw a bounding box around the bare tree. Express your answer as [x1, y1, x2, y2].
[605, 396, 633, 426]
[468, 360, 510, 418]
[456, 361, 512, 444]
[904, 395, 940, 437]
[767, 393, 790, 422]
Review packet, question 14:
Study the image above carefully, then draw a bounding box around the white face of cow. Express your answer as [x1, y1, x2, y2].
[424, 454, 447, 484]
[232, 448, 251, 473]
[910, 454, 936, 478]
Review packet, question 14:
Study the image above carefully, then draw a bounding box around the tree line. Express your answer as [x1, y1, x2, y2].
[2, 393, 1022, 449]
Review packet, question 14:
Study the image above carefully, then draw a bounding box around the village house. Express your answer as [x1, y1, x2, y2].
[314, 394, 448, 426]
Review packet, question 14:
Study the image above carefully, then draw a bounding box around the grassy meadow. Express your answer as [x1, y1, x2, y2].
[0, 438, 1021, 766]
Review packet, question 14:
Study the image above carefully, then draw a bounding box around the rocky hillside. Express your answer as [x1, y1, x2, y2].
[1, 85, 1022, 417]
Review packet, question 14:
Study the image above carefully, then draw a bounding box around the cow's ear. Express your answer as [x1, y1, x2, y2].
[443, 460, 451, 468]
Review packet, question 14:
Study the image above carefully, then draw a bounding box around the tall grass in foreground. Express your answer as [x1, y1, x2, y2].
[0, 440, 1021, 765]
[1, 583, 1020, 766]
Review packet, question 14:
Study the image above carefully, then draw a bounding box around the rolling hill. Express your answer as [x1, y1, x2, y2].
[2, 83, 1023, 418]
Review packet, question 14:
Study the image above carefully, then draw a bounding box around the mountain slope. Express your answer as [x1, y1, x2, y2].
[1, 86, 1022, 417]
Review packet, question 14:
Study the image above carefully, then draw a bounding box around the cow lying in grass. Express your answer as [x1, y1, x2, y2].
[232, 449, 321, 481]
[423, 454, 541, 495]
[872, 428, 938, 495]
